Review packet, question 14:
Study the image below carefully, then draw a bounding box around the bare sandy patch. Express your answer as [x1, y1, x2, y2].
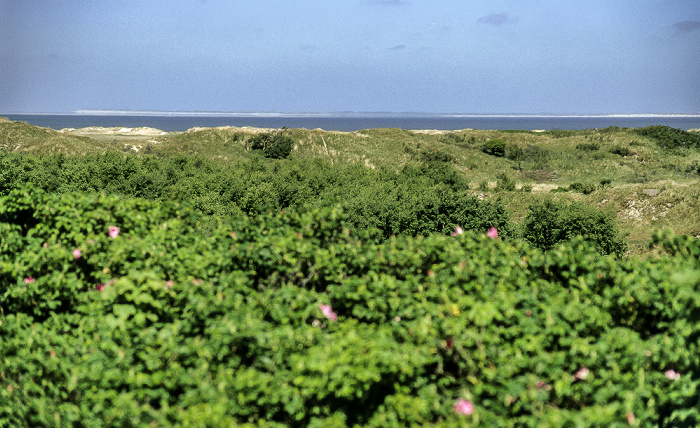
[530, 183, 560, 192]
[60, 126, 167, 136]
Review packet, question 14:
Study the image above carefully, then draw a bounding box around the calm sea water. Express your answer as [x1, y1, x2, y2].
[5, 114, 700, 132]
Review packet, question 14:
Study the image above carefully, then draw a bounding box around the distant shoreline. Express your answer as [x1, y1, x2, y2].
[4, 113, 700, 133]
[77, 110, 700, 118]
[4, 110, 700, 119]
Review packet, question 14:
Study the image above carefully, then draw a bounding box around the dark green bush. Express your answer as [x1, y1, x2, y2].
[495, 172, 516, 191]
[248, 132, 295, 159]
[576, 142, 600, 151]
[418, 149, 454, 163]
[522, 199, 628, 256]
[1, 186, 697, 426]
[609, 145, 631, 157]
[634, 125, 700, 151]
[568, 182, 596, 195]
[482, 139, 506, 157]
[550, 182, 596, 195]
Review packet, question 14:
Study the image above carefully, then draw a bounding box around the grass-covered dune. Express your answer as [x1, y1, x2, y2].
[1, 118, 699, 425]
[1, 118, 699, 255]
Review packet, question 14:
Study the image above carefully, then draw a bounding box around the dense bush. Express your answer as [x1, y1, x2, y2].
[0, 152, 510, 241]
[495, 172, 516, 191]
[482, 139, 506, 157]
[575, 142, 599, 151]
[1, 187, 698, 426]
[248, 132, 295, 159]
[609, 145, 631, 157]
[522, 199, 628, 256]
[634, 125, 700, 151]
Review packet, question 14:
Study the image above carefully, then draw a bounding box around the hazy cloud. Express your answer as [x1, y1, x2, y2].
[477, 13, 516, 26]
[673, 20, 700, 33]
[365, 0, 410, 6]
[389, 44, 406, 50]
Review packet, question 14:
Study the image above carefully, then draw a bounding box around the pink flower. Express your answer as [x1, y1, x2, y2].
[453, 398, 474, 415]
[452, 226, 464, 237]
[96, 280, 114, 292]
[665, 369, 680, 380]
[73, 248, 82, 259]
[536, 380, 552, 391]
[626, 412, 635, 425]
[574, 366, 589, 380]
[319, 303, 338, 321]
[487, 227, 498, 239]
[166, 280, 174, 289]
[108, 226, 120, 238]
[24, 277, 35, 284]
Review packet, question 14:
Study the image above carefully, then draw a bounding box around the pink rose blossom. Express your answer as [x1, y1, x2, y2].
[574, 366, 590, 380]
[73, 248, 82, 259]
[487, 227, 499, 239]
[108, 226, 120, 238]
[96, 280, 114, 292]
[453, 398, 474, 415]
[665, 369, 680, 380]
[166, 280, 174, 289]
[24, 277, 35, 284]
[452, 226, 464, 237]
[319, 303, 338, 321]
[536, 380, 552, 391]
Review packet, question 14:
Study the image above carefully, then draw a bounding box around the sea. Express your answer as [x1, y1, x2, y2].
[4, 113, 700, 133]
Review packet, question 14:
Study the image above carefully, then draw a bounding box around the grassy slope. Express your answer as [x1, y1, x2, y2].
[2, 118, 699, 255]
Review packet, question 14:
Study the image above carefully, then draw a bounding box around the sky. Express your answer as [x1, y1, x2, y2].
[1, 0, 699, 114]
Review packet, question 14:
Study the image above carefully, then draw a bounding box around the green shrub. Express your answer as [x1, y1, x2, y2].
[609, 145, 631, 157]
[576, 142, 600, 151]
[634, 125, 700, 151]
[248, 132, 295, 159]
[482, 139, 506, 157]
[418, 149, 454, 163]
[522, 199, 628, 256]
[568, 182, 596, 195]
[1, 187, 698, 426]
[495, 172, 516, 191]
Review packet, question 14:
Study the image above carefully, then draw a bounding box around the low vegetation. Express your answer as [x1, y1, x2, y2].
[1, 118, 699, 425]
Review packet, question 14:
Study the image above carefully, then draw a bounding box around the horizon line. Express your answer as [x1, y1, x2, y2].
[3, 110, 700, 118]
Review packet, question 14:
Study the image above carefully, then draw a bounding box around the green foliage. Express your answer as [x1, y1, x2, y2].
[576, 142, 600, 151]
[1, 187, 698, 426]
[522, 199, 628, 256]
[0, 152, 509, 241]
[495, 172, 516, 192]
[634, 125, 700, 151]
[249, 132, 295, 159]
[551, 182, 597, 195]
[482, 139, 506, 157]
[609, 145, 631, 157]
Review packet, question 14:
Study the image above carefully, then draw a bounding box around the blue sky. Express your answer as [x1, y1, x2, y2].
[1, 0, 699, 114]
